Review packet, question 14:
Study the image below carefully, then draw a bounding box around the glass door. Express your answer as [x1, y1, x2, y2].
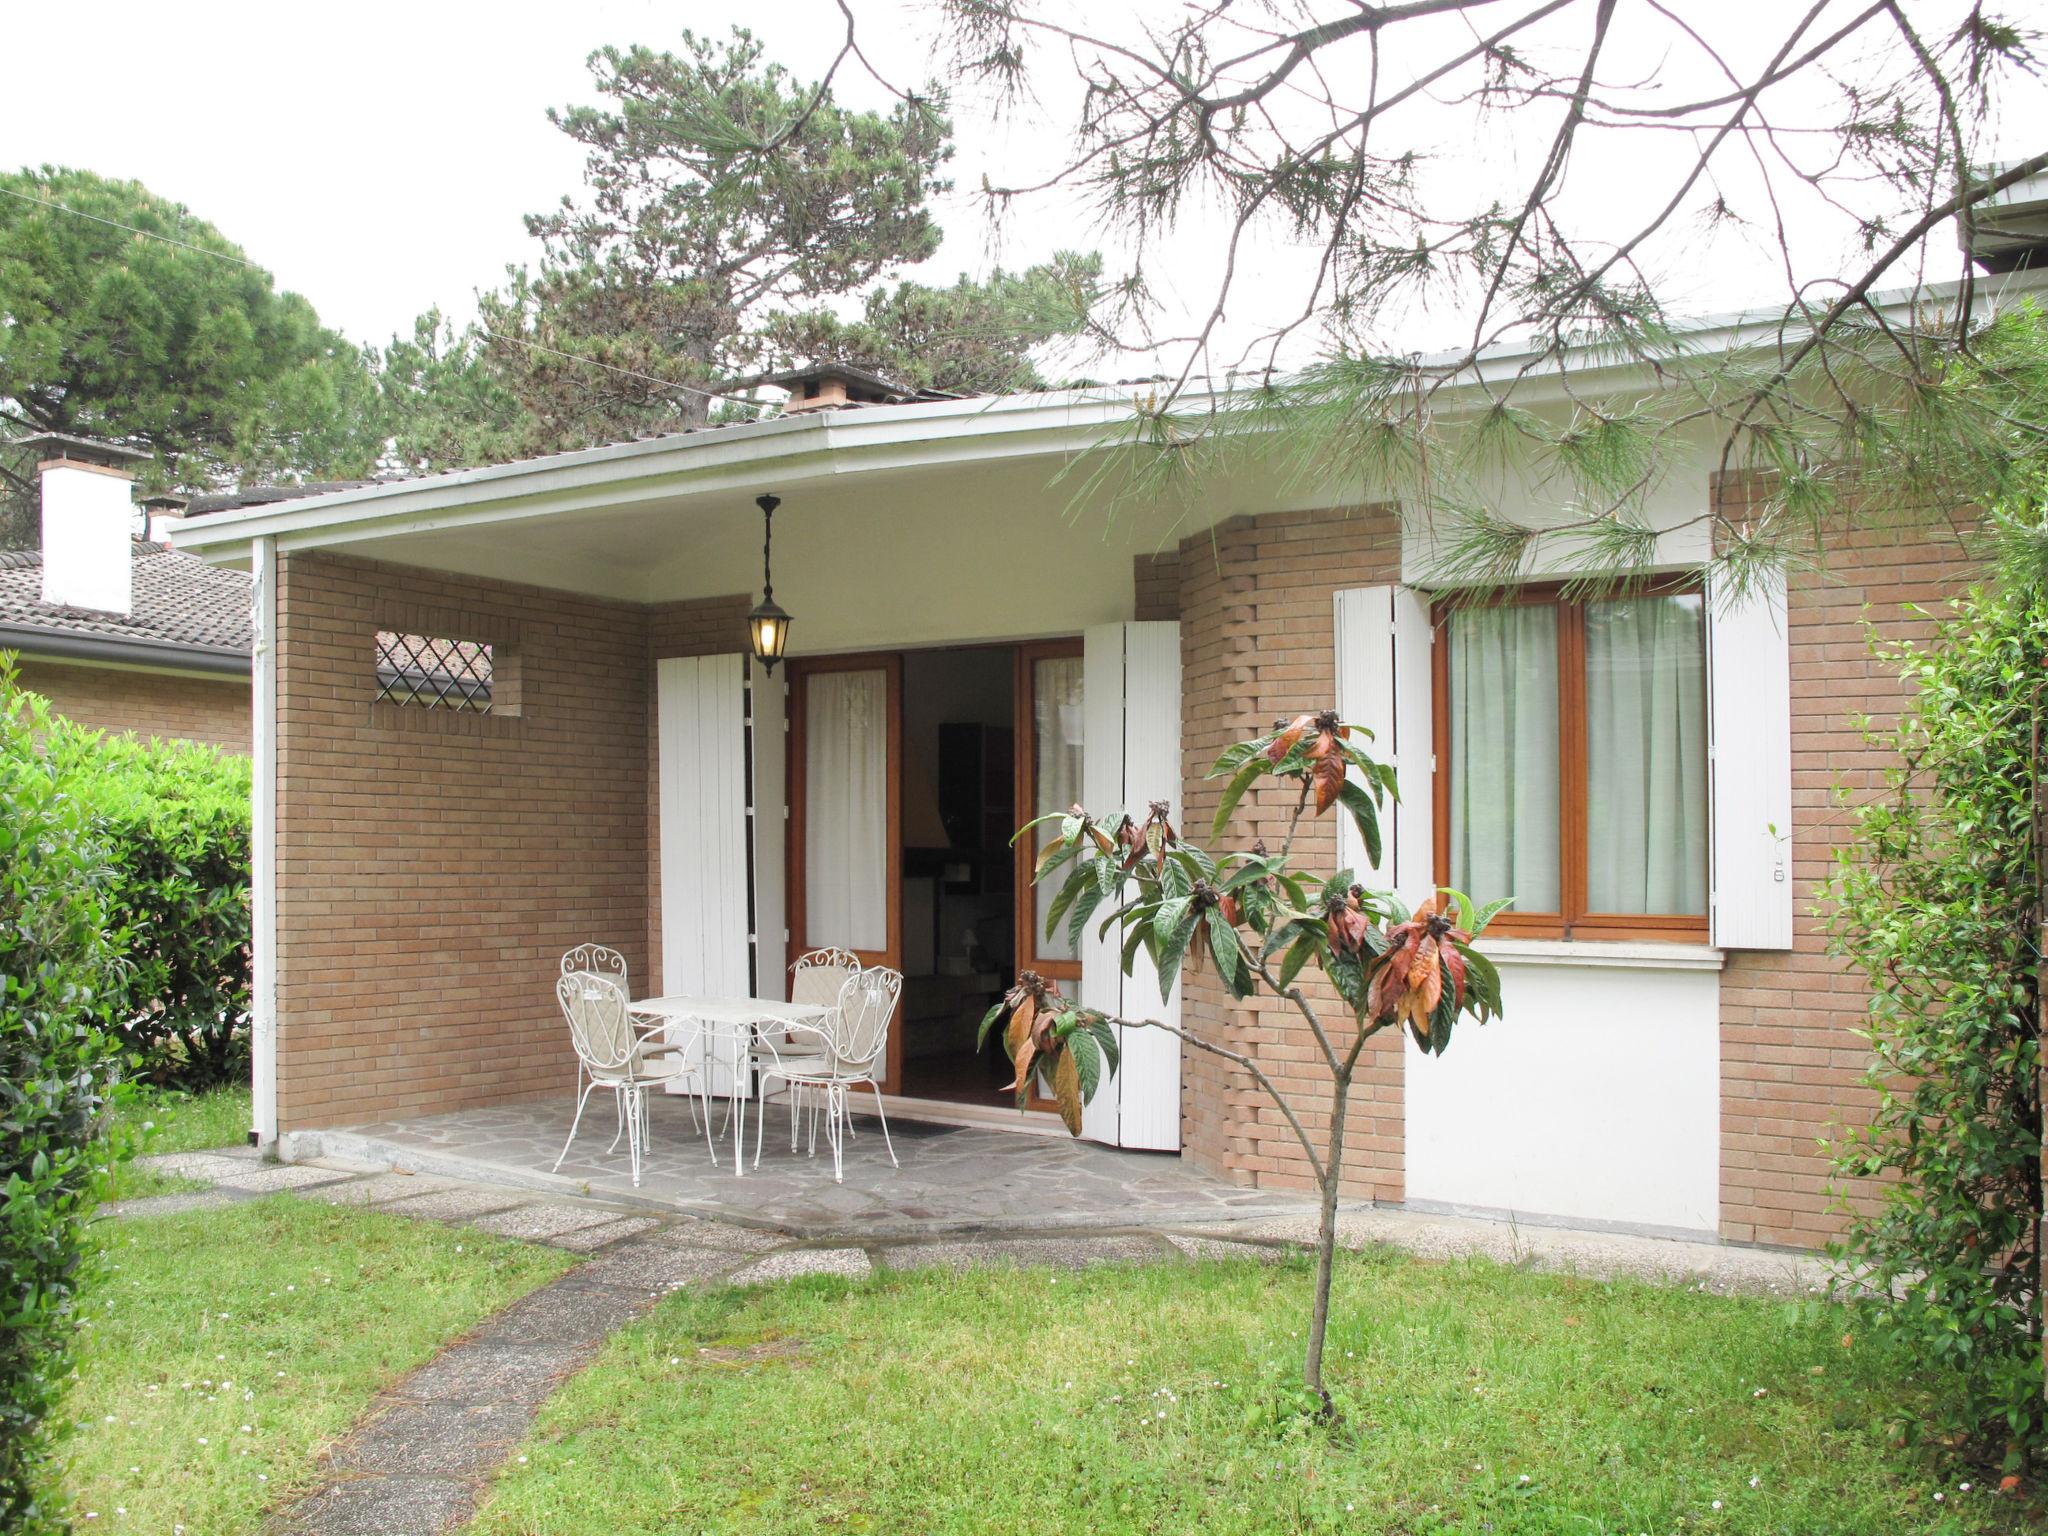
[788, 654, 903, 1077]
[1014, 640, 1086, 988]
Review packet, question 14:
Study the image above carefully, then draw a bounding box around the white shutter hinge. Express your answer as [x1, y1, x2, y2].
[1428, 753, 1438, 773]
[744, 805, 755, 818]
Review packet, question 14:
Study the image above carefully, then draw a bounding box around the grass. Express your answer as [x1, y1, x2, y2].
[472, 1248, 2039, 1536]
[61, 1194, 575, 1534]
[103, 1082, 252, 1200]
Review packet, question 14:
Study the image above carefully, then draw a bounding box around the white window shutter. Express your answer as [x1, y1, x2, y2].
[1334, 585, 1435, 907]
[1078, 621, 1183, 1150]
[1707, 575, 1793, 949]
[657, 655, 752, 1090]
[748, 661, 787, 1002]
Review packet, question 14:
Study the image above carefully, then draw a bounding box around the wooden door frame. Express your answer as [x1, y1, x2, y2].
[1013, 639, 1086, 987]
[785, 652, 905, 1083]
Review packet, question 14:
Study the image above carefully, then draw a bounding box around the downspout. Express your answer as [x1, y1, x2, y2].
[250, 535, 279, 1148]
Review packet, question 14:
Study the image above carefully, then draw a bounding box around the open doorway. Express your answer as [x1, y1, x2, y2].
[786, 637, 1086, 1111]
[897, 648, 1016, 1102]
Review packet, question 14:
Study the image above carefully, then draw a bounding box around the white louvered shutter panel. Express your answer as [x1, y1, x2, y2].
[1707, 576, 1793, 949]
[1334, 585, 1435, 908]
[1078, 621, 1184, 1149]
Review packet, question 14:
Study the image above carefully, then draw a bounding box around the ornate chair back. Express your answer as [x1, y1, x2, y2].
[557, 971, 636, 1076]
[832, 967, 903, 1072]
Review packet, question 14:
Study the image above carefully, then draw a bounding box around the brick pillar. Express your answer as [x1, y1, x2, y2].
[1174, 505, 1403, 1196]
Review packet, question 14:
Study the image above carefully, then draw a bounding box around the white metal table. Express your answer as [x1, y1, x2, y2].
[630, 995, 831, 1177]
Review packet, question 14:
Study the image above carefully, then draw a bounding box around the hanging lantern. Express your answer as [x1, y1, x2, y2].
[746, 492, 792, 670]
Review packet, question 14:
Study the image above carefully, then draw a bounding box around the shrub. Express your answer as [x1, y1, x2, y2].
[1824, 531, 2047, 1470]
[44, 724, 251, 1089]
[0, 664, 126, 1535]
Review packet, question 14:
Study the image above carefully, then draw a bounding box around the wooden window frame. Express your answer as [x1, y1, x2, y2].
[1431, 578, 1710, 943]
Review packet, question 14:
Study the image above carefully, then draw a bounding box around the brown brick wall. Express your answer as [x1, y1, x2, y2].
[18, 656, 249, 752]
[273, 552, 653, 1131]
[1718, 506, 1978, 1247]
[1134, 550, 1182, 621]
[644, 594, 755, 992]
[1176, 505, 1404, 1197]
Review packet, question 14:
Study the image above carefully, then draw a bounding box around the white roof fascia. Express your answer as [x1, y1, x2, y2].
[171, 269, 2048, 565]
[169, 387, 1176, 563]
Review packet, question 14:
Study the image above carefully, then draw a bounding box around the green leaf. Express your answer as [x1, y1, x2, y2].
[1151, 895, 1192, 944]
[976, 1000, 1006, 1052]
[1206, 905, 1242, 992]
[1155, 911, 1199, 1001]
[1468, 896, 1516, 935]
[1087, 1014, 1121, 1078]
[1067, 1025, 1102, 1102]
[1211, 755, 1270, 839]
[1067, 878, 1110, 954]
[1043, 862, 1090, 944]
[1338, 778, 1382, 868]
[1278, 933, 1317, 990]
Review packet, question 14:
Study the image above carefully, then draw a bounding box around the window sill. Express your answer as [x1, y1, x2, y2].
[1477, 937, 1724, 972]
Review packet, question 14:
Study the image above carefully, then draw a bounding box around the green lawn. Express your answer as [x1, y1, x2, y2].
[104, 1082, 252, 1199]
[62, 1195, 574, 1534]
[473, 1248, 2034, 1536]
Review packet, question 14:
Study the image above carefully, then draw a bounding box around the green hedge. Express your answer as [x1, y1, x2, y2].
[44, 723, 251, 1089]
[0, 666, 127, 1535]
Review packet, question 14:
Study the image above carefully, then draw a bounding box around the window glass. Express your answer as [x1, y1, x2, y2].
[1032, 656, 1085, 960]
[1448, 605, 1561, 912]
[1584, 594, 1708, 914]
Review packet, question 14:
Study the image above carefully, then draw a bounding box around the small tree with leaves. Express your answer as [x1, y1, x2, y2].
[981, 709, 1508, 1411]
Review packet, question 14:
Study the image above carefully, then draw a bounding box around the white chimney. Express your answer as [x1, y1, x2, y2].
[22, 434, 149, 615]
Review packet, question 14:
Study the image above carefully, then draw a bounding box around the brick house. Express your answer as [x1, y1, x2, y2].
[171, 276, 2035, 1250]
[2, 435, 251, 752]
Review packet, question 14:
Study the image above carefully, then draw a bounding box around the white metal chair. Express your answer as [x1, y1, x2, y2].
[754, 967, 903, 1181]
[557, 944, 691, 1146]
[750, 947, 860, 1140]
[551, 970, 699, 1187]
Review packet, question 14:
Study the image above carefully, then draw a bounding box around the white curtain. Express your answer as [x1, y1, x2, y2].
[1585, 594, 1708, 914]
[1449, 606, 1561, 911]
[805, 669, 888, 952]
[1033, 656, 1086, 959]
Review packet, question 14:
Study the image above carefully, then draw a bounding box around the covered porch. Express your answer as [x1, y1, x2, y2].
[173, 390, 1261, 1193]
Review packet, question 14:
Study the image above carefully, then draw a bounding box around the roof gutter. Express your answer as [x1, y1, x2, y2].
[0, 624, 251, 676]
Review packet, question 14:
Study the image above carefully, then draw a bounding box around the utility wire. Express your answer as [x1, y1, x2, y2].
[0, 184, 261, 267]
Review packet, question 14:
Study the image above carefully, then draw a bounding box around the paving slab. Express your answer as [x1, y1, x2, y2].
[374, 1187, 530, 1223]
[574, 1240, 748, 1294]
[879, 1233, 1174, 1272]
[297, 1172, 459, 1208]
[1185, 1207, 1832, 1295]
[1167, 1233, 1292, 1263]
[467, 1202, 633, 1242]
[728, 1246, 872, 1284]
[653, 1216, 789, 1253]
[137, 1151, 254, 1182]
[103, 1189, 241, 1220]
[327, 1401, 532, 1479]
[543, 1215, 660, 1251]
[277, 1472, 472, 1536]
[211, 1163, 358, 1194]
[386, 1342, 580, 1409]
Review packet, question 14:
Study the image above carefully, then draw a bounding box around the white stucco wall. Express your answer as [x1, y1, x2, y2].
[1403, 955, 1721, 1236]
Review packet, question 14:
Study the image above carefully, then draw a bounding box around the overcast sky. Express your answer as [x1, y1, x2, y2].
[5, 1, 2041, 375]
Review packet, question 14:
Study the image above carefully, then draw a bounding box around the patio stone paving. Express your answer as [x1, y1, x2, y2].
[295, 1094, 1310, 1238]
